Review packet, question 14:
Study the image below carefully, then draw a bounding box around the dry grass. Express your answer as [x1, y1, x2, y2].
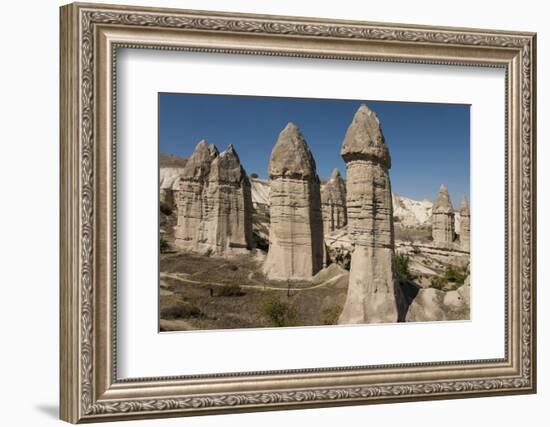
[159, 251, 348, 331]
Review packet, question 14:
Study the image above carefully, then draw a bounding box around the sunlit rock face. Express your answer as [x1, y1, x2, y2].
[205, 144, 254, 254]
[160, 167, 185, 210]
[174, 141, 253, 255]
[459, 196, 470, 252]
[174, 140, 218, 252]
[263, 122, 325, 281]
[431, 184, 455, 245]
[338, 104, 406, 325]
[321, 168, 347, 235]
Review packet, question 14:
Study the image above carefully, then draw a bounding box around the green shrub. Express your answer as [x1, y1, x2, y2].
[259, 298, 297, 327]
[159, 202, 173, 216]
[444, 266, 468, 284]
[218, 284, 244, 297]
[322, 305, 342, 325]
[160, 299, 202, 319]
[160, 235, 170, 253]
[430, 276, 447, 290]
[396, 254, 417, 283]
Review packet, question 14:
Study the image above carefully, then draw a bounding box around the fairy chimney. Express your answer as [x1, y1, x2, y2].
[459, 196, 470, 252]
[263, 122, 325, 281]
[338, 104, 405, 324]
[321, 168, 347, 235]
[205, 144, 254, 254]
[174, 140, 219, 252]
[432, 184, 455, 245]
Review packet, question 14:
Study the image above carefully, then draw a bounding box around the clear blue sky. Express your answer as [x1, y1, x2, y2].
[159, 93, 469, 206]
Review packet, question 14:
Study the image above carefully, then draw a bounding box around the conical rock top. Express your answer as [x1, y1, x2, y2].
[330, 168, 341, 180]
[268, 122, 317, 179]
[341, 104, 391, 168]
[182, 139, 219, 179]
[433, 184, 454, 213]
[459, 196, 470, 215]
[209, 144, 247, 183]
[323, 168, 346, 202]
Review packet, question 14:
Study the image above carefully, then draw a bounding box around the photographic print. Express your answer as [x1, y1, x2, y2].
[158, 94, 471, 332]
[60, 5, 536, 420]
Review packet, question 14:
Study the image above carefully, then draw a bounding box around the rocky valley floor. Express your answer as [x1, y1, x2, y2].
[159, 251, 349, 331]
[159, 244, 470, 332]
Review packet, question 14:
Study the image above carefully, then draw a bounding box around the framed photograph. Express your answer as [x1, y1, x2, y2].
[60, 2, 537, 423]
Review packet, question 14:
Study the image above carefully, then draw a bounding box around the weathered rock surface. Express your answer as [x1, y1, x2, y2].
[174, 140, 253, 255]
[174, 140, 218, 251]
[432, 184, 455, 245]
[338, 104, 406, 324]
[459, 196, 470, 252]
[392, 193, 432, 227]
[406, 284, 470, 322]
[205, 144, 254, 254]
[263, 122, 325, 281]
[249, 177, 271, 249]
[321, 168, 347, 235]
[160, 167, 185, 209]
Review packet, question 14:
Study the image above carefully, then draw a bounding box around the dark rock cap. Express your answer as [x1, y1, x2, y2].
[433, 184, 454, 213]
[341, 104, 391, 168]
[268, 122, 317, 179]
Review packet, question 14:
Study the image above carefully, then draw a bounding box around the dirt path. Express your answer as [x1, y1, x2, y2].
[160, 272, 346, 292]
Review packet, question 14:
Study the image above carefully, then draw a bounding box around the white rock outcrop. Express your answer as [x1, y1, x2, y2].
[406, 284, 470, 322]
[338, 104, 405, 324]
[160, 167, 185, 209]
[263, 123, 325, 281]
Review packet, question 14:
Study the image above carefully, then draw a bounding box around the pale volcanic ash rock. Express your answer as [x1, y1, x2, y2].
[459, 196, 470, 252]
[431, 184, 455, 245]
[338, 104, 406, 324]
[205, 144, 254, 254]
[174, 140, 253, 255]
[321, 168, 347, 235]
[263, 122, 325, 281]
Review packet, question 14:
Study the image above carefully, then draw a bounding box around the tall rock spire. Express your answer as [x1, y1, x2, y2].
[175, 140, 219, 251]
[263, 122, 325, 280]
[431, 184, 455, 245]
[175, 140, 253, 254]
[205, 144, 254, 253]
[459, 196, 470, 252]
[321, 168, 347, 235]
[338, 104, 405, 324]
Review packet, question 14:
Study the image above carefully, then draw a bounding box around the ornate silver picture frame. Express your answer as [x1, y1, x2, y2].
[60, 2, 536, 423]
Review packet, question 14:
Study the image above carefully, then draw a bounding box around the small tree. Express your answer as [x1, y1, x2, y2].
[259, 297, 297, 327]
[444, 266, 468, 284]
[160, 235, 170, 253]
[396, 254, 417, 283]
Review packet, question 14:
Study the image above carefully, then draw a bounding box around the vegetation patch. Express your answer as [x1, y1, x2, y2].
[322, 305, 342, 325]
[160, 296, 203, 320]
[218, 284, 245, 297]
[160, 235, 170, 253]
[259, 297, 297, 327]
[396, 254, 417, 283]
[160, 201, 173, 216]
